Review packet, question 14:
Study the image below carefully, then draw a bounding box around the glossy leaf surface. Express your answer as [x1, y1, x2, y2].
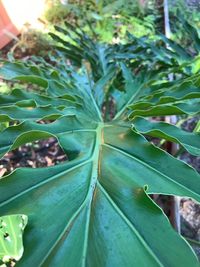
[1, 119, 200, 266]
[133, 117, 200, 156]
[1, 23, 200, 266]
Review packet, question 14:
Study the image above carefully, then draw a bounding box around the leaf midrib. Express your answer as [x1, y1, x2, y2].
[0, 123, 103, 207]
[33, 122, 165, 267]
[32, 124, 103, 267]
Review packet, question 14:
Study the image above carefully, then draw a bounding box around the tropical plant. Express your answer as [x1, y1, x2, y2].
[1, 23, 200, 266]
[44, 0, 155, 42]
[167, 0, 200, 50]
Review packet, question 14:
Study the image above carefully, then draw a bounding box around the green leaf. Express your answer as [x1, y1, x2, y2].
[0, 215, 27, 263]
[129, 99, 200, 117]
[133, 117, 200, 156]
[0, 62, 76, 98]
[0, 105, 68, 122]
[0, 115, 97, 158]
[128, 77, 200, 118]
[1, 23, 200, 266]
[0, 89, 76, 107]
[0, 63, 102, 121]
[181, 18, 200, 52]
[0, 118, 200, 266]
[159, 34, 191, 62]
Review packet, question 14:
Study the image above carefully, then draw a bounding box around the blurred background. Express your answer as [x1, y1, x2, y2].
[0, 0, 200, 54]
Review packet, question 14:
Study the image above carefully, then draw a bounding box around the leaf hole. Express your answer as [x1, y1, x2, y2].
[0, 137, 68, 175]
[36, 119, 57, 124]
[3, 232, 9, 239]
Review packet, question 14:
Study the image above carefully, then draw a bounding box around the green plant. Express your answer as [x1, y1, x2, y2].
[44, 0, 72, 24]
[44, 0, 156, 42]
[168, 1, 200, 47]
[1, 23, 200, 266]
[0, 82, 11, 95]
[0, 215, 27, 265]
[10, 26, 52, 58]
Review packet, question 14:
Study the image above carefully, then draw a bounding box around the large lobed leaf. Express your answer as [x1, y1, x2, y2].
[1, 24, 200, 266]
[1, 115, 200, 266]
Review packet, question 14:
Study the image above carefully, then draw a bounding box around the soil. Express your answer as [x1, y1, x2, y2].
[0, 137, 67, 177]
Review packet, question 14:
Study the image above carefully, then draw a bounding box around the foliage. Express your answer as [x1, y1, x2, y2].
[0, 22, 200, 266]
[9, 26, 52, 58]
[168, 1, 200, 47]
[0, 215, 27, 265]
[0, 82, 11, 95]
[44, 0, 72, 24]
[44, 0, 156, 42]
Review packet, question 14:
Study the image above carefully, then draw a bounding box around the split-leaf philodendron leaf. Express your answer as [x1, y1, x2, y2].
[0, 215, 27, 264]
[1, 23, 200, 266]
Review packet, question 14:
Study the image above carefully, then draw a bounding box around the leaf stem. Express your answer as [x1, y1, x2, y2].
[113, 84, 144, 121]
[81, 122, 103, 266]
[84, 63, 103, 122]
